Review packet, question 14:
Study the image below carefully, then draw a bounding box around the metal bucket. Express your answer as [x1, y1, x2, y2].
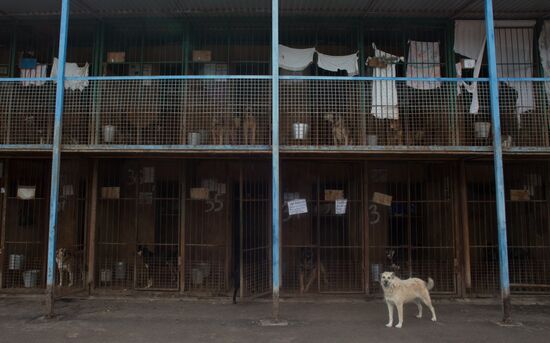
[100, 269, 112, 283]
[367, 134, 378, 146]
[9, 254, 25, 270]
[292, 123, 309, 140]
[22, 270, 39, 288]
[474, 122, 491, 139]
[114, 261, 127, 280]
[188, 132, 203, 145]
[103, 125, 116, 143]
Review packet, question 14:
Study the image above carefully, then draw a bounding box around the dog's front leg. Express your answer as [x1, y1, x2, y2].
[395, 302, 404, 328]
[68, 269, 74, 287]
[386, 302, 394, 327]
[57, 267, 62, 287]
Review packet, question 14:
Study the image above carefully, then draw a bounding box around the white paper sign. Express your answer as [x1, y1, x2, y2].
[288, 199, 308, 216]
[335, 199, 347, 215]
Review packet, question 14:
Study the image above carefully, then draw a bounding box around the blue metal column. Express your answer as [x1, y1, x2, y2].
[484, 0, 512, 323]
[271, 0, 281, 321]
[46, 0, 70, 317]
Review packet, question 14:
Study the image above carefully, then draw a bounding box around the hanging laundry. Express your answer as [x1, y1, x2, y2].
[406, 41, 441, 90]
[454, 20, 487, 114]
[454, 20, 536, 115]
[496, 25, 534, 114]
[51, 58, 90, 91]
[369, 44, 403, 120]
[316, 51, 359, 76]
[540, 21, 550, 103]
[20, 64, 48, 87]
[278, 45, 315, 72]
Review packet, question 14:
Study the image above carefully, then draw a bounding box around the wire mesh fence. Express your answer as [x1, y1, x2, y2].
[367, 162, 457, 295]
[466, 161, 550, 295]
[62, 78, 271, 146]
[0, 81, 55, 145]
[281, 162, 364, 294]
[1, 159, 50, 289]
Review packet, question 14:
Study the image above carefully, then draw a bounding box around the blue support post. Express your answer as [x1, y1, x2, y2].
[46, 0, 70, 317]
[271, 0, 280, 321]
[484, 0, 512, 323]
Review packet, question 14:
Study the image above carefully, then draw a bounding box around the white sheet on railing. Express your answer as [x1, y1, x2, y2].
[540, 21, 550, 104]
[369, 45, 403, 120]
[454, 20, 535, 115]
[51, 58, 89, 91]
[454, 20, 486, 114]
[406, 41, 441, 90]
[316, 51, 359, 76]
[278, 45, 315, 72]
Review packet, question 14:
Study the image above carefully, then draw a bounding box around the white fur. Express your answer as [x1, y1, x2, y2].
[380, 271, 437, 328]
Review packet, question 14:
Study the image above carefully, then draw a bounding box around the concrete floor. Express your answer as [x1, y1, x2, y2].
[1, 296, 549, 343]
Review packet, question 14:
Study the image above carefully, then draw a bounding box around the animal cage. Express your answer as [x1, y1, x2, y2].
[184, 161, 234, 294]
[95, 159, 181, 291]
[281, 162, 363, 294]
[465, 161, 550, 295]
[367, 162, 457, 295]
[184, 160, 272, 298]
[55, 160, 89, 291]
[1, 159, 50, 289]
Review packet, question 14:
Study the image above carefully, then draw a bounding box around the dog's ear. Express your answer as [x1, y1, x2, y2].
[390, 272, 395, 279]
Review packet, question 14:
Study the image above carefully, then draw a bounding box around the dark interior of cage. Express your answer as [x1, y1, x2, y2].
[367, 163, 456, 294]
[281, 163, 363, 294]
[466, 162, 550, 295]
[95, 160, 180, 290]
[2, 160, 50, 289]
[54, 160, 88, 290]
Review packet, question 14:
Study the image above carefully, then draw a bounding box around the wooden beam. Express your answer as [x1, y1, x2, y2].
[459, 160, 472, 289]
[86, 160, 98, 293]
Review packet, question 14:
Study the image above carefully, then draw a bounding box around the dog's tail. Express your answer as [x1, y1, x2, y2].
[427, 278, 434, 291]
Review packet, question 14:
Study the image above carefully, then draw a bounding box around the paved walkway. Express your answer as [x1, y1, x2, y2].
[0, 296, 549, 342]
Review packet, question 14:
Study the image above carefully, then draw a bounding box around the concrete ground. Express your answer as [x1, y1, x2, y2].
[1, 296, 550, 342]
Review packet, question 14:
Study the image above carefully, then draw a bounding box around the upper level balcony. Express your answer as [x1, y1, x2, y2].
[0, 1, 549, 154]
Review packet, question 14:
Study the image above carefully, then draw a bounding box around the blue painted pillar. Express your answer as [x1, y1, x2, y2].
[484, 0, 512, 323]
[271, 0, 280, 320]
[46, 0, 70, 317]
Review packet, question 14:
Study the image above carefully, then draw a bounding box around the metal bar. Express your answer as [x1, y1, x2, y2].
[45, 0, 70, 317]
[271, 0, 281, 321]
[0, 159, 8, 289]
[484, 0, 512, 324]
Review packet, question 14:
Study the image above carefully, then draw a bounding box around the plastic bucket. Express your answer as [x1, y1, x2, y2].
[292, 123, 309, 140]
[188, 132, 203, 145]
[367, 135, 378, 146]
[474, 122, 491, 139]
[9, 254, 25, 270]
[22, 270, 39, 288]
[103, 125, 116, 143]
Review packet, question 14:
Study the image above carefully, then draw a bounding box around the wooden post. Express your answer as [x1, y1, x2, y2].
[363, 161, 370, 295]
[459, 160, 472, 290]
[239, 163, 244, 299]
[179, 160, 187, 293]
[86, 160, 98, 293]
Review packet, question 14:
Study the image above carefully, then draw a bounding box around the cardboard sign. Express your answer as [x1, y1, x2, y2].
[190, 187, 209, 200]
[288, 199, 308, 216]
[372, 192, 392, 207]
[335, 199, 348, 215]
[325, 189, 344, 201]
[510, 189, 530, 201]
[101, 187, 120, 199]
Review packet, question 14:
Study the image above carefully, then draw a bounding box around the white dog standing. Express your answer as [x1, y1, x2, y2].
[380, 271, 437, 328]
